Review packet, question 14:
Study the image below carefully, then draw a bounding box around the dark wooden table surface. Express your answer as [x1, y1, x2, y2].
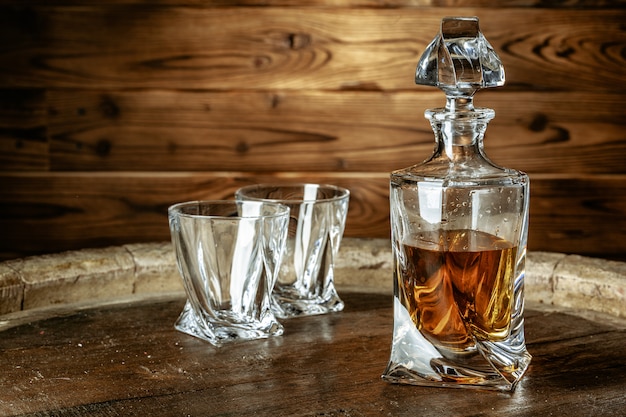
[1, 292, 625, 417]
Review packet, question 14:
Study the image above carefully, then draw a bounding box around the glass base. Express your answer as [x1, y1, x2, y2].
[174, 301, 284, 347]
[272, 288, 344, 318]
[382, 358, 531, 392]
[382, 298, 531, 392]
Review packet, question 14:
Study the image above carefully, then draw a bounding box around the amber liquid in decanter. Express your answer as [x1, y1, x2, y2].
[398, 229, 516, 353]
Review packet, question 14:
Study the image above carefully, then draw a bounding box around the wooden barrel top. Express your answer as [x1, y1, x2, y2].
[1, 239, 625, 416]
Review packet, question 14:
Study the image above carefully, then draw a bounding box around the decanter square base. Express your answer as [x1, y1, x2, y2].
[382, 298, 531, 392]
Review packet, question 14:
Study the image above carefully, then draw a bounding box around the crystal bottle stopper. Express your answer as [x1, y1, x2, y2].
[415, 17, 504, 111]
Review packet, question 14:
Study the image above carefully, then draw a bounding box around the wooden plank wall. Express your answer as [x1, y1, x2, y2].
[0, 1, 625, 261]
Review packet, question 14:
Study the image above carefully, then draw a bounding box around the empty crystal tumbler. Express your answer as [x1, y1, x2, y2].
[168, 200, 290, 346]
[235, 184, 350, 318]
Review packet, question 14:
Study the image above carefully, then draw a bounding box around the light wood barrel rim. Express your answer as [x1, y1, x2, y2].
[1, 238, 625, 327]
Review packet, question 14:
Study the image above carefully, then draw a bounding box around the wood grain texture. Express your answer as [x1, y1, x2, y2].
[0, 172, 389, 259]
[1, 172, 625, 261]
[0, 293, 624, 416]
[1, 0, 623, 6]
[0, 7, 623, 92]
[0, 89, 48, 170]
[43, 89, 625, 174]
[0, 2, 623, 261]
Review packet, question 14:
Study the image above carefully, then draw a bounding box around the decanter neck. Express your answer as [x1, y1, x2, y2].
[444, 96, 475, 113]
[426, 106, 494, 160]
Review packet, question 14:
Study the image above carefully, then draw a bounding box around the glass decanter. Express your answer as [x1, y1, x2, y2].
[382, 17, 531, 391]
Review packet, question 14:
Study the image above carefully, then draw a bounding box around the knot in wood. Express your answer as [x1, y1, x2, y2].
[99, 95, 120, 119]
[235, 141, 250, 154]
[287, 33, 311, 50]
[528, 113, 549, 132]
[253, 56, 271, 69]
[95, 139, 112, 157]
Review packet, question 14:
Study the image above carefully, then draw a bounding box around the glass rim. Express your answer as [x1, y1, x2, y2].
[168, 200, 289, 219]
[235, 183, 350, 204]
